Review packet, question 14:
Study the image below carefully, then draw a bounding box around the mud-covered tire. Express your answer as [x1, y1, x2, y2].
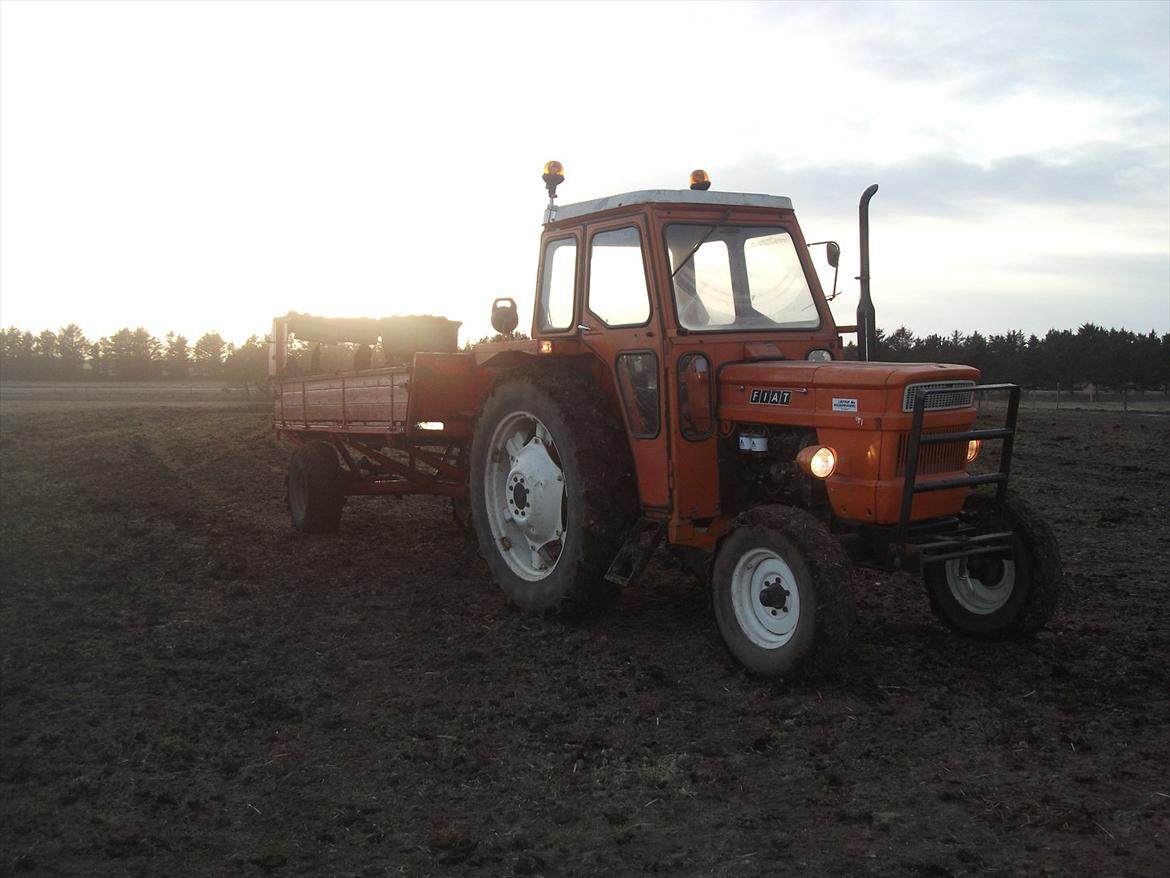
[469, 368, 638, 613]
[712, 506, 854, 677]
[924, 490, 1062, 639]
[288, 441, 344, 533]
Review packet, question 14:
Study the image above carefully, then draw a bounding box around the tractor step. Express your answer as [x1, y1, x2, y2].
[604, 519, 666, 588]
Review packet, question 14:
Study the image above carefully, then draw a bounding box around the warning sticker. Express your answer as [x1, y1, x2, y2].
[831, 398, 858, 412]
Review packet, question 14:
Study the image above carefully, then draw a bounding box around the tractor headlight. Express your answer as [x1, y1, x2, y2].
[807, 348, 833, 362]
[797, 445, 837, 479]
[966, 439, 981, 462]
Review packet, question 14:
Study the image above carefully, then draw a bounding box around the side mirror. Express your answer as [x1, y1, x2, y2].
[491, 297, 519, 335]
[807, 240, 842, 300]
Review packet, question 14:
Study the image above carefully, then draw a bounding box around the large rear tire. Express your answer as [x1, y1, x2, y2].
[288, 441, 344, 533]
[469, 369, 638, 613]
[923, 491, 1062, 639]
[712, 506, 854, 677]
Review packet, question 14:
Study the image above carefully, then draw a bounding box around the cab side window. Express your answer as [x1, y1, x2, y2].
[539, 238, 577, 332]
[615, 352, 659, 438]
[678, 353, 713, 440]
[588, 227, 651, 327]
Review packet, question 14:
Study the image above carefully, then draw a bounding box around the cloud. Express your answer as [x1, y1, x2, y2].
[730, 140, 1169, 222]
[766, 1, 1170, 104]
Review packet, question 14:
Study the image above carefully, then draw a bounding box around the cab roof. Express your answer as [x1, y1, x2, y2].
[549, 189, 794, 224]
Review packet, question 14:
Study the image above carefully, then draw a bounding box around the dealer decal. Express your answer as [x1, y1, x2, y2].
[832, 397, 858, 412]
[750, 388, 791, 406]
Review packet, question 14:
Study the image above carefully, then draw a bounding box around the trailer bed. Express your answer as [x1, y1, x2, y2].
[275, 367, 412, 434]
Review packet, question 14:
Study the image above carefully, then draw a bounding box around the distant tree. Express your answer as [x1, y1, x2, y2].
[164, 332, 192, 379]
[1, 327, 35, 378]
[1044, 329, 1079, 393]
[101, 327, 161, 380]
[35, 330, 59, 361]
[1160, 333, 1170, 393]
[1100, 328, 1135, 391]
[89, 339, 109, 378]
[223, 335, 268, 383]
[961, 331, 989, 375]
[884, 326, 916, 361]
[916, 333, 947, 364]
[57, 324, 89, 379]
[1021, 334, 1044, 389]
[13, 330, 38, 378]
[983, 330, 1025, 384]
[194, 332, 227, 378]
[943, 330, 965, 363]
[1131, 331, 1166, 393]
[1076, 323, 1109, 386]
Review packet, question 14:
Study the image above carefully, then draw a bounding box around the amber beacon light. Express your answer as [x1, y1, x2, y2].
[689, 169, 711, 191]
[543, 161, 565, 194]
[542, 161, 566, 222]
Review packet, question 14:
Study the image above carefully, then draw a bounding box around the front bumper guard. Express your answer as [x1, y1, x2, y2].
[891, 383, 1021, 570]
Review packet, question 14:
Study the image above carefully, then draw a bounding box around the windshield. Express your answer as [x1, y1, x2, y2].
[666, 224, 820, 331]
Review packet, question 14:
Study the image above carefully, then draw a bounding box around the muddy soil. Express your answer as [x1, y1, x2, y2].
[1, 402, 1168, 876]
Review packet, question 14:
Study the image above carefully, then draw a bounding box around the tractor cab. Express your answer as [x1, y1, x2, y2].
[532, 173, 844, 360]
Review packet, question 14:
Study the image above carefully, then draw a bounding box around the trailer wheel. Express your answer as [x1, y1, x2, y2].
[470, 370, 637, 612]
[924, 491, 1062, 639]
[287, 441, 344, 533]
[712, 506, 854, 677]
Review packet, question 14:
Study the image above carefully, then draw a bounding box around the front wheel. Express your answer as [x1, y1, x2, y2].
[923, 491, 1062, 639]
[712, 506, 854, 677]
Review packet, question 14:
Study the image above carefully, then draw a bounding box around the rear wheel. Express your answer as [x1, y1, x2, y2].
[712, 506, 854, 677]
[288, 441, 344, 533]
[469, 370, 637, 613]
[924, 491, 1062, 639]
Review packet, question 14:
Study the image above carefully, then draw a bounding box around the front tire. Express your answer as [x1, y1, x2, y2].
[469, 369, 637, 613]
[712, 506, 854, 677]
[924, 491, 1062, 639]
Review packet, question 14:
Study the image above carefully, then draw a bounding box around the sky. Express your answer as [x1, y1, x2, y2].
[1, 0, 1167, 347]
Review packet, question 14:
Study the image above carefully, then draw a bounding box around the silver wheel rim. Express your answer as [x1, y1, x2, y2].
[944, 555, 1015, 615]
[731, 547, 801, 649]
[484, 410, 566, 581]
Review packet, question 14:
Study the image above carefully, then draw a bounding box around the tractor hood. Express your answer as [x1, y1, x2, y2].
[719, 360, 981, 427]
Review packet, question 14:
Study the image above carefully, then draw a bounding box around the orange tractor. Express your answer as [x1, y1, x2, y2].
[270, 164, 1062, 676]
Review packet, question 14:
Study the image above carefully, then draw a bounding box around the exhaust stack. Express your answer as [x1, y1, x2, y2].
[857, 184, 879, 361]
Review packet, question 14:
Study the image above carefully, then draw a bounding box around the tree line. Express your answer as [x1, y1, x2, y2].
[0, 325, 267, 382]
[1, 322, 1168, 391]
[846, 324, 1169, 392]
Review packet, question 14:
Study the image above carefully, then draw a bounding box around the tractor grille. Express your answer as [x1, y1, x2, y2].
[902, 381, 975, 412]
[895, 430, 969, 476]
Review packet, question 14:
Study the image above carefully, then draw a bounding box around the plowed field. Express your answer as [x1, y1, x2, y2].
[2, 396, 1168, 876]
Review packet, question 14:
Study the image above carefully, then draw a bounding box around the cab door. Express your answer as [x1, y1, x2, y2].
[667, 339, 720, 520]
[578, 215, 670, 513]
